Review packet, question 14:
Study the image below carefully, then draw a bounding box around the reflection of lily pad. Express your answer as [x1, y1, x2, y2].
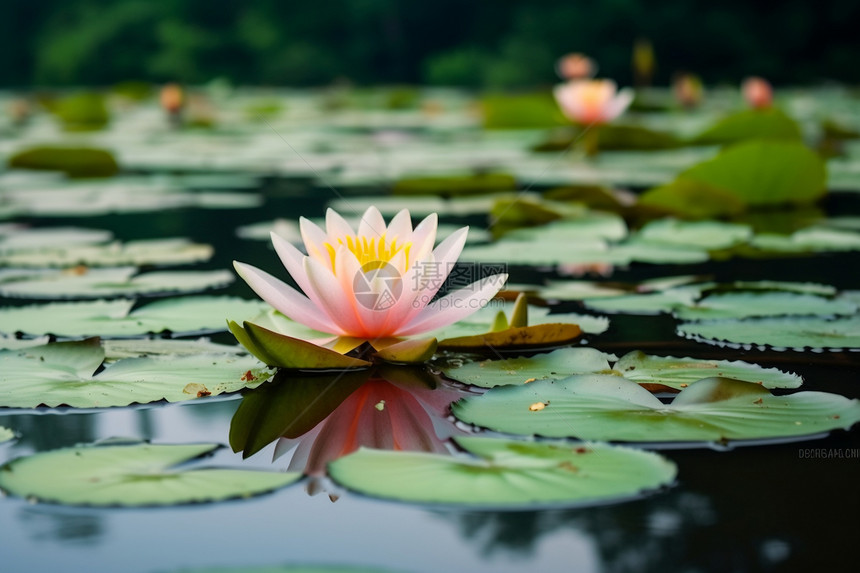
[441, 347, 613, 388]
[673, 292, 856, 321]
[614, 351, 802, 391]
[0, 443, 300, 506]
[0, 338, 270, 408]
[329, 436, 676, 507]
[0, 296, 269, 338]
[678, 316, 860, 350]
[453, 376, 860, 443]
[0, 267, 233, 299]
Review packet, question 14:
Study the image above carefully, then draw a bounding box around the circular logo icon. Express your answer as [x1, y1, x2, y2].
[353, 261, 402, 311]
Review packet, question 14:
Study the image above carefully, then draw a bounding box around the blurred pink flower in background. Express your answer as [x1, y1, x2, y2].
[742, 76, 773, 109]
[555, 53, 597, 81]
[553, 79, 634, 125]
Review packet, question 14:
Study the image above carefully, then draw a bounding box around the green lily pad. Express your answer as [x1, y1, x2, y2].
[595, 124, 683, 151]
[373, 338, 438, 364]
[692, 108, 803, 145]
[751, 227, 860, 253]
[614, 351, 802, 391]
[678, 316, 860, 350]
[52, 92, 110, 131]
[640, 141, 827, 215]
[0, 427, 15, 443]
[0, 334, 50, 349]
[441, 347, 613, 389]
[0, 338, 271, 408]
[0, 238, 213, 268]
[438, 323, 583, 352]
[0, 227, 113, 250]
[232, 321, 371, 370]
[0, 267, 233, 299]
[636, 219, 753, 250]
[452, 376, 860, 443]
[328, 436, 676, 507]
[8, 146, 118, 178]
[0, 443, 300, 506]
[481, 92, 567, 129]
[0, 296, 269, 338]
[673, 292, 857, 321]
[392, 173, 516, 196]
[582, 285, 705, 315]
[537, 281, 627, 301]
[101, 338, 246, 361]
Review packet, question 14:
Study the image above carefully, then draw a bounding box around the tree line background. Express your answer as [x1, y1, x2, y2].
[2, 0, 857, 88]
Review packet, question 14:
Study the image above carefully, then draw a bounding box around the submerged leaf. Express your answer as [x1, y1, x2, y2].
[0, 443, 300, 506]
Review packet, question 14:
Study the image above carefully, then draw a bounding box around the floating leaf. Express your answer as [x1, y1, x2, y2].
[636, 219, 753, 250]
[0, 339, 270, 408]
[235, 321, 371, 370]
[392, 173, 516, 196]
[101, 338, 246, 361]
[0, 267, 233, 299]
[0, 296, 268, 338]
[0, 227, 113, 250]
[673, 292, 856, 321]
[751, 227, 860, 253]
[582, 286, 704, 315]
[373, 338, 437, 364]
[677, 316, 860, 350]
[452, 376, 860, 443]
[8, 146, 118, 177]
[441, 347, 613, 389]
[0, 238, 213, 268]
[329, 436, 676, 507]
[0, 443, 300, 506]
[537, 281, 627, 301]
[693, 108, 803, 145]
[481, 92, 567, 129]
[640, 141, 827, 215]
[614, 351, 802, 391]
[438, 323, 583, 352]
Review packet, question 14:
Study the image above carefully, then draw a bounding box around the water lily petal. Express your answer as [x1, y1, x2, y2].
[410, 213, 439, 262]
[385, 209, 413, 245]
[233, 261, 341, 333]
[325, 207, 355, 242]
[299, 217, 330, 265]
[358, 206, 386, 240]
[396, 273, 508, 336]
[269, 232, 330, 311]
[303, 256, 366, 336]
[606, 88, 635, 121]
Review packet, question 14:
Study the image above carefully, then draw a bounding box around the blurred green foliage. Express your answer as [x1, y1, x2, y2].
[9, 146, 119, 177]
[51, 92, 110, 131]
[1, 0, 857, 87]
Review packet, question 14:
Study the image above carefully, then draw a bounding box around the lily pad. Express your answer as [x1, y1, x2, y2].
[0, 338, 271, 408]
[0, 443, 300, 506]
[328, 436, 676, 507]
[231, 321, 371, 370]
[582, 285, 705, 315]
[0, 227, 113, 250]
[0, 296, 269, 338]
[614, 351, 803, 391]
[751, 227, 860, 253]
[636, 219, 753, 250]
[441, 347, 613, 389]
[0, 238, 214, 268]
[0, 267, 233, 299]
[692, 108, 803, 145]
[438, 323, 583, 352]
[374, 338, 438, 364]
[102, 338, 246, 361]
[640, 141, 827, 215]
[452, 376, 860, 443]
[677, 316, 860, 350]
[8, 146, 118, 178]
[392, 173, 516, 196]
[673, 292, 857, 321]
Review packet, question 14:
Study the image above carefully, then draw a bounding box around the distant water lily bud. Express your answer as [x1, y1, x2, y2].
[556, 53, 597, 80]
[632, 38, 656, 87]
[742, 77, 773, 109]
[553, 79, 634, 125]
[159, 83, 184, 114]
[673, 73, 704, 109]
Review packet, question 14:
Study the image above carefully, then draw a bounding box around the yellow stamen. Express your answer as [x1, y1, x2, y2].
[324, 233, 412, 269]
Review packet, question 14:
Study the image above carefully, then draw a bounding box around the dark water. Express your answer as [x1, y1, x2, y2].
[1, 181, 858, 573]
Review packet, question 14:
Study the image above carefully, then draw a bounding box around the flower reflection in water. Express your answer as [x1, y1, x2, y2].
[230, 367, 469, 493]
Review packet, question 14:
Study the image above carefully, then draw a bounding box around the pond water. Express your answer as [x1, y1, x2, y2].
[1, 89, 860, 572]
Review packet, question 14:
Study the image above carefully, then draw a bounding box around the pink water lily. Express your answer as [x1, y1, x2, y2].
[553, 79, 634, 125]
[742, 76, 773, 109]
[234, 207, 508, 340]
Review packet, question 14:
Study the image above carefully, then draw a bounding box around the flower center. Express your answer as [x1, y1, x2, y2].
[325, 235, 411, 269]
